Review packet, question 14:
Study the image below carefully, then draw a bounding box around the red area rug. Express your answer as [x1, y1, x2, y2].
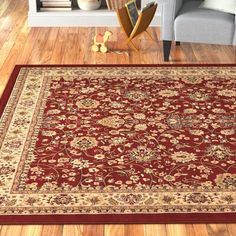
[0, 65, 236, 224]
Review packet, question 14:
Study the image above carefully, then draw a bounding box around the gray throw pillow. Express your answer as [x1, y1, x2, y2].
[200, 0, 236, 14]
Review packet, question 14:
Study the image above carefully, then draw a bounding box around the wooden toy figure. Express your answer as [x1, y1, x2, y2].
[91, 31, 112, 53]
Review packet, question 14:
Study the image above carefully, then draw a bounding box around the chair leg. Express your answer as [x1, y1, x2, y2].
[176, 41, 180, 46]
[163, 40, 172, 62]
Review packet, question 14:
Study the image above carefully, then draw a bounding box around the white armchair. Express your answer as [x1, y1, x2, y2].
[161, 0, 236, 61]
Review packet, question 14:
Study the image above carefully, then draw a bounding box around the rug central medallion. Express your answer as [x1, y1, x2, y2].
[0, 65, 236, 222]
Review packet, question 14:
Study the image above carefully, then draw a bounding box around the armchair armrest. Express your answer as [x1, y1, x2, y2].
[161, 0, 184, 40]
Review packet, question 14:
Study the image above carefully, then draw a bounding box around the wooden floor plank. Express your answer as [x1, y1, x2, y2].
[18, 28, 41, 64]
[27, 28, 51, 64]
[83, 28, 96, 64]
[178, 43, 197, 63]
[227, 224, 236, 236]
[63, 225, 83, 236]
[166, 224, 189, 236]
[0, 20, 30, 96]
[41, 225, 63, 236]
[145, 224, 167, 236]
[0, 225, 23, 236]
[192, 224, 209, 236]
[206, 224, 230, 236]
[61, 28, 79, 64]
[38, 27, 60, 64]
[76, 28, 90, 64]
[124, 225, 144, 236]
[20, 225, 43, 236]
[115, 27, 129, 65]
[0, 0, 27, 51]
[0, 1, 236, 236]
[104, 224, 125, 236]
[83, 225, 104, 236]
[50, 27, 69, 64]
[0, 0, 12, 17]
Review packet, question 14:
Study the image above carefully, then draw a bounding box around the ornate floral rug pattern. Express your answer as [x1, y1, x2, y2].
[0, 65, 236, 223]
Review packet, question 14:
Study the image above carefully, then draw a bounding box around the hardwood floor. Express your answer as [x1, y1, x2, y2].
[0, 0, 236, 235]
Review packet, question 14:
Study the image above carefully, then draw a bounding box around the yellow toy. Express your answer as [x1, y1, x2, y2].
[91, 31, 112, 53]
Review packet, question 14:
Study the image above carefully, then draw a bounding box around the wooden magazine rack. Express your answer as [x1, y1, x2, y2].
[116, 3, 157, 51]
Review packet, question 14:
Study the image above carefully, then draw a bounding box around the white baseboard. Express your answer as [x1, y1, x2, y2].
[28, 9, 161, 27]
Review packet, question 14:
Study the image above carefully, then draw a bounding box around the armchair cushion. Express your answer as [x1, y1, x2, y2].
[174, 1, 236, 45]
[200, 0, 236, 15]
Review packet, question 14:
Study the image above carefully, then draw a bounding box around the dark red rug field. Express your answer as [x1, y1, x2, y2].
[0, 65, 236, 224]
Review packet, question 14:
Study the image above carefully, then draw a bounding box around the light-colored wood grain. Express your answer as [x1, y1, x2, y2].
[145, 224, 167, 236]
[20, 225, 43, 236]
[63, 225, 83, 236]
[39, 28, 60, 64]
[83, 225, 104, 236]
[18, 28, 41, 64]
[61, 28, 79, 64]
[0, 0, 236, 236]
[0, 225, 23, 236]
[166, 224, 189, 236]
[227, 224, 236, 236]
[50, 27, 69, 64]
[41, 225, 63, 236]
[125, 224, 145, 236]
[206, 224, 229, 236]
[105, 224, 125, 236]
[192, 224, 209, 236]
